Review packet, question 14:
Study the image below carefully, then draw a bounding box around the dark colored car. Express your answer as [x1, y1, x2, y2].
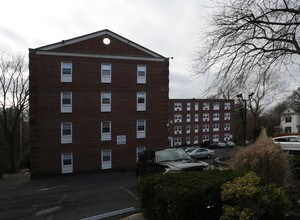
[136, 148, 209, 179]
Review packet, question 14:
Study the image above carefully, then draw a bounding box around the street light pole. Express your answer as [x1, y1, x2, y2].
[236, 93, 254, 146]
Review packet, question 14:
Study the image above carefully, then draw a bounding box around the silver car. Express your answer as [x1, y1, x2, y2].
[273, 135, 300, 151]
[188, 148, 215, 159]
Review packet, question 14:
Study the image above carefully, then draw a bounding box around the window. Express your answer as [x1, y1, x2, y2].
[137, 119, 146, 138]
[187, 102, 191, 111]
[137, 92, 146, 111]
[101, 92, 111, 112]
[285, 127, 292, 133]
[174, 137, 182, 146]
[136, 146, 146, 161]
[186, 125, 190, 134]
[61, 153, 73, 174]
[202, 135, 209, 142]
[203, 124, 209, 132]
[224, 133, 231, 141]
[195, 102, 199, 111]
[174, 102, 182, 111]
[195, 113, 199, 122]
[193, 136, 198, 144]
[224, 102, 231, 110]
[213, 134, 219, 142]
[61, 122, 72, 144]
[186, 136, 190, 145]
[194, 124, 199, 133]
[203, 113, 209, 122]
[213, 113, 220, 121]
[61, 62, 72, 82]
[203, 102, 209, 110]
[213, 102, 220, 110]
[101, 64, 111, 83]
[213, 123, 219, 131]
[101, 149, 112, 170]
[174, 114, 182, 123]
[224, 113, 231, 120]
[61, 92, 72, 113]
[101, 121, 111, 141]
[137, 65, 146, 84]
[174, 126, 182, 134]
[224, 123, 230, 131]
[285, 117, 292, 123]
[186, 114, 191, 122]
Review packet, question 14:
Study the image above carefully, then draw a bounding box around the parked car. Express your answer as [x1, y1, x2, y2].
[188, 148, 215, 159]
[136, 148, 209, 178]
[217, 142, 227, 148]
[226, 141, 235, 147]
[184, 147, 196, 154]
[273, 135, 300, 151]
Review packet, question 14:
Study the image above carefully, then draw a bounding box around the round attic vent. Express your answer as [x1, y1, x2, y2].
[103, 37, 111, 45]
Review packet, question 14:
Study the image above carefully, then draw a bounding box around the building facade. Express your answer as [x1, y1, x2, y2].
[29, 30, 169, 177]
[169, 99, 235, 146]
[278, 108, 300, 134]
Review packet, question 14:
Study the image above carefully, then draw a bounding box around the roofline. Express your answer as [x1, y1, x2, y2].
[35, 29, 165, 59]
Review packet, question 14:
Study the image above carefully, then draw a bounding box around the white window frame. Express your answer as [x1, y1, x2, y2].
[203, 113, 209, 122]
[224, 113, 231, 120]
[137, 119, 146, 138]
[186, 136, 190, 145]
[202, 135, 209, 142]
[174, 125, 182, 134]
[203, 124, 209, 132]
[224, 102, 231, 110]
[174, 114, 182, 123]
[203, 102, 209, 110]
[187, 102, 191, 111]
[136, 146, 146, 161]
[61, 122, 72, 144]
[137, 92, 146, 111]
[186, 125, 190, 134]
[193, 136, 198, 144]
[194, 124, 199, 133]
[195, 113, 199, 122]
[174, 102, 182, 111]
[61, 153, 73, 174]
[213, 113, 220, 121]
[101, 149, 112, 170]
[101, 121, 111, 141]
[213, 123, 219, 131]
[101, 92, 111, 112]
[61, 62, 72, 82]
[61, 92, 72, 113]
[186, 114, 191, 122]
[137, 65, 146, 84]
[174, 137, 182, 146]
[224, 123, 230, 131]
[213, 134, 219, 142]
[101, 63, 111, 83]
[224, 133, 232, 141]
[195, 103, 199, 111]
[213, 102, 220, 110]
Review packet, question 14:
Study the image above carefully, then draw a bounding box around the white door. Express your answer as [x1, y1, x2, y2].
[101, 149, 112, 170]
[61, 153, 73, 174]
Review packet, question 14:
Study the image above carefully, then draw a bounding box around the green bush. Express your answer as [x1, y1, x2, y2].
[220, 172, 292, 220]
[138, 170, 244, 220]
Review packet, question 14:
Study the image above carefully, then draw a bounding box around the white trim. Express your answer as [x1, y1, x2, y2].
[36, 51, 164, 62]
[36, 30, 164, 58]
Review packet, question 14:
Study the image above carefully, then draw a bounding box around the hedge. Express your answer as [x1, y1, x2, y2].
[138, 170, 244, 220]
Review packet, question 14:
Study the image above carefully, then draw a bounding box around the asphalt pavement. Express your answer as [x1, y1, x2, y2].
[0, 171, 140, 220]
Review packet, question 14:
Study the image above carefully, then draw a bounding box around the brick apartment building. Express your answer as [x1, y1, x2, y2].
[29, 30, 169, 177]
[169, 99, 235, 147]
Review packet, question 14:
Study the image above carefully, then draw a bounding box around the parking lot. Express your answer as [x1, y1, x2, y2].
[0, 147, 235, 220]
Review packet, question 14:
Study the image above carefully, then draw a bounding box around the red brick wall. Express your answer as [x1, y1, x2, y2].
[29, 33, 169, 177]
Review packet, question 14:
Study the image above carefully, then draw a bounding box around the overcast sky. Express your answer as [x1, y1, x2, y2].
[1, 0, 216, 99]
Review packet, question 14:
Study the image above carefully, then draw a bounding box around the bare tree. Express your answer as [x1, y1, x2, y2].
[0, 50, 28, 175]
[195, 0, 300, 93]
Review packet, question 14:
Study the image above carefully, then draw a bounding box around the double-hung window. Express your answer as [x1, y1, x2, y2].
[101, 121, 111, 141]
[101, 92, 111, 112]
[224, 102, 231, 110]
[137, 65, 146, 84]
[61, 62, 72, 82]
[61, 92, 72, 113]
[213, 102, 220, 110]
[137, 119, 146, 138]
[61, 122, 72, 144]
[137, 92, 146, 111]
[213, 113, 220, 121]
[101, 64, 111, 83]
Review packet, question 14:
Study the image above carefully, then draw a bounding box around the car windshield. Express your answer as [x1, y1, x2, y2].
[156, 148, 191, 163]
